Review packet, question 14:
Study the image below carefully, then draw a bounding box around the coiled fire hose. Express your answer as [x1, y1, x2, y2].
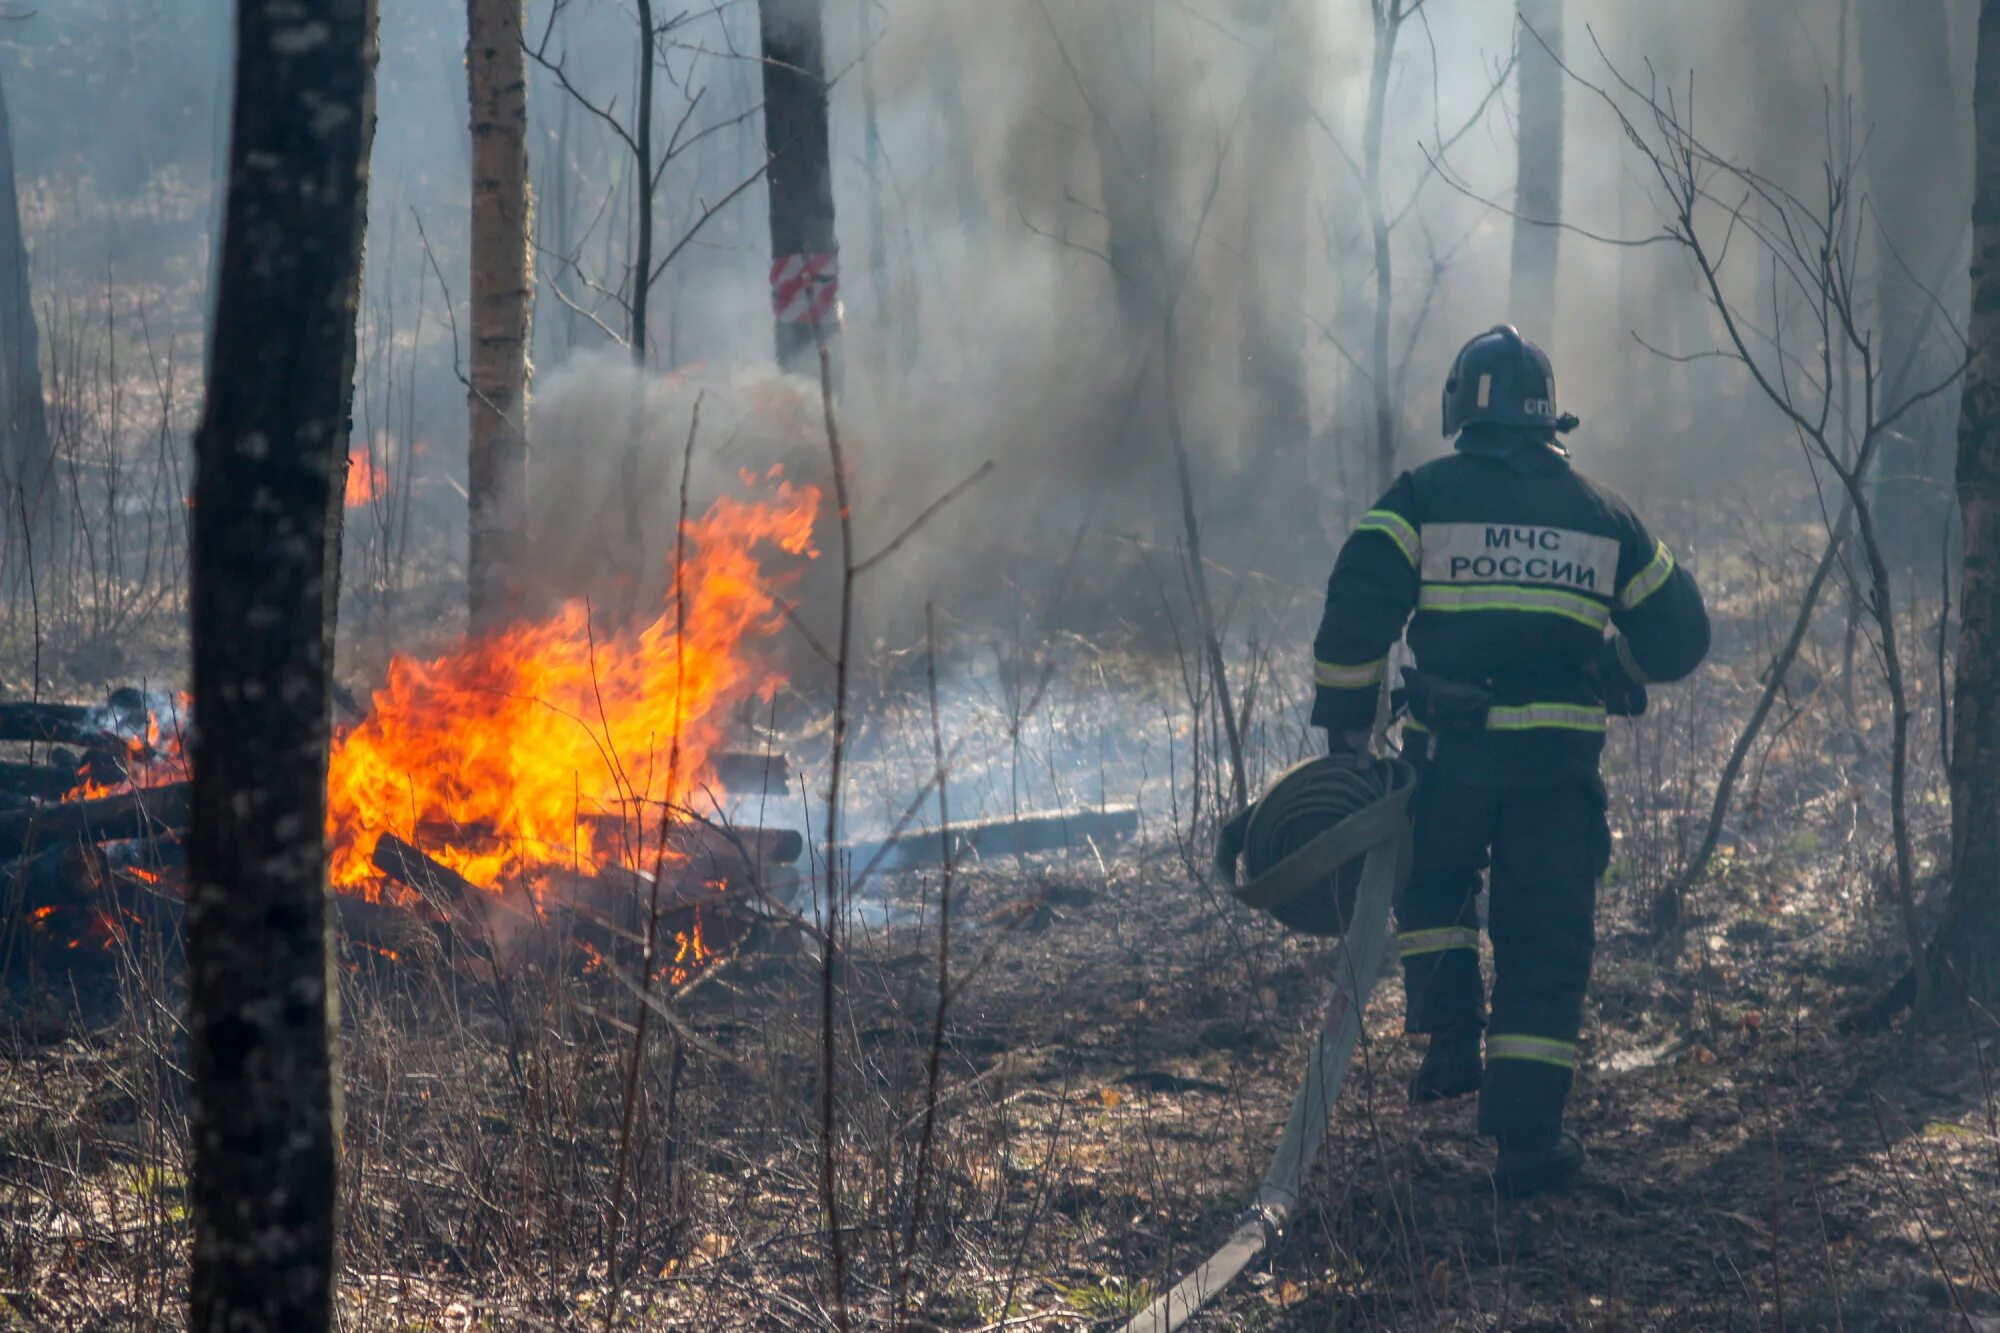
[1123, 754, 1416, 1333]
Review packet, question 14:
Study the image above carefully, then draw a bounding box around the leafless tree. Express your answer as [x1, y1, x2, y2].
[1858, 0, 1967, 554]
[1562, 49, 1965, 983]
[186, 0, 377, 1327]
[0, 63, 57, 582]
[1935, 0, 2000, 1012]
[1510, 0, 1564, 336]
[466, 0, 534, 629]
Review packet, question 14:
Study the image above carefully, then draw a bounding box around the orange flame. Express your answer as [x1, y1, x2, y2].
[662, 918, 708, 988]
[64, 701, 190, 801]
[326, 477, 819, 899]
[345, 448, 388, 508]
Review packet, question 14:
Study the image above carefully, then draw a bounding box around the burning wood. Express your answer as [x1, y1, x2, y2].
[0, 480, 820, 970]
[0, 689, 174, 749]
[0, 701, 107, 746]
[707, 749, 791, 794]
[369, 832, 483, 912]
[0, 782, 191, 861]
[325, 475, 821, 899]
[366, 832, 539, 961]
[6, 841, 113, 908]
[668, 818, 804, 871]
[0, 760, 79, 801]
[0, 690, 189, 811]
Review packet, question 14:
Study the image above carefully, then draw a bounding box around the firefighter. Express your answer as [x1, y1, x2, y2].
[1311, 325, 1709, 1196]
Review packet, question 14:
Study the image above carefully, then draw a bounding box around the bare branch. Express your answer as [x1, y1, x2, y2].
[853, 461, 998, 577]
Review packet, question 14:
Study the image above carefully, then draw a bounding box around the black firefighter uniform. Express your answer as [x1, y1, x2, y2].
[1311, 438, 1710, 1148]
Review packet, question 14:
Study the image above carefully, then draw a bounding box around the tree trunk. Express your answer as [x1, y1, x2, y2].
[0, 66, 56, 556]
[186, 0, 377, 1327]
[1082, 2, 1167, 336]
[1935, 0, 2000, 1012]
[631, 0, 657, 359]
[1860, 0, 1966, 563]
[759, 0, 841, 377]
[931, 24, 987, 239]
[466, 0, 533, 631]
[1363, 4, 1400, 497]
[1239, 0, 1313, 530]
[1510, 0, 1564, 340]
[857, 0, 890, 366]
[615, 0, 658, 624]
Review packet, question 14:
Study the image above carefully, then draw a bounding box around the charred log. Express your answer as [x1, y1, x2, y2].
[369, 831, 539, 956]
[4, 841, 112, 910]
[0, 702, 106, 746]
[708, 750, 791, 794]
[370, 832, 481, 910]
[672, 818, 803, 869]
[0, 760, 78, 800]
[404, 816, 804, 871]
[0, 782, 191, 861]
[851, 804, 1139, 870]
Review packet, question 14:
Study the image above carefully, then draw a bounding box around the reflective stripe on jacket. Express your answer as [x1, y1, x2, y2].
[1311, 436, 1710, 782]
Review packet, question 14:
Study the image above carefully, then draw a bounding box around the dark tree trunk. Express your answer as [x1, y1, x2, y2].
[759, 0, 841, 377]
[857, 0, 890, 364]
[186, 0, 377, 1327]
[1082, 2, 1167, 335]
[0, 66, 56, 555]
[1239, 0, 1313, 531]
[466, 0, 533, 630]
[930, 27, 987, 239]
[1510, 0, 1564, 340]
[1936, 0, 2000, 1012]
[1860, 0, 1967, 563]
[631, 0, 657, 360]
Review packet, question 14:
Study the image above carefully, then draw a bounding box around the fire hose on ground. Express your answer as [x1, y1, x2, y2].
[1122, 754, 1416, 1333]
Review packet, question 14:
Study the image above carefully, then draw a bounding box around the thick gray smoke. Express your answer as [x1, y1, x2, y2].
[0, 0, 1979, 658]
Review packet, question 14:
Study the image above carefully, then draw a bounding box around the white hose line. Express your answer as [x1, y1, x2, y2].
[1121, 842, 1398, 1333]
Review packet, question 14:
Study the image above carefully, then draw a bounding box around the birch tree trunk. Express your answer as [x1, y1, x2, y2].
[466, 0, 532, 629]
[186, 0, 377, 1327]
[1510, 0, 1563, 340]
[1936, 0, 2000, 1011]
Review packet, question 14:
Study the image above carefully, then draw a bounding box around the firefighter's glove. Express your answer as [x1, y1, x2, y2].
[1595, 638, 1650, 718]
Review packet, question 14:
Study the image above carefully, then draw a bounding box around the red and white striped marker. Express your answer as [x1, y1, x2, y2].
[769, 252, 840, 326]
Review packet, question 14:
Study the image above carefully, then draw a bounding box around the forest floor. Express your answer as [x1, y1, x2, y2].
[5, 793, 1997, 1331]
[4, 595, 2000, 1330]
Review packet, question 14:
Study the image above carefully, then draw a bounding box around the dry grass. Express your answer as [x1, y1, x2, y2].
[2, 613, 1997, 1331]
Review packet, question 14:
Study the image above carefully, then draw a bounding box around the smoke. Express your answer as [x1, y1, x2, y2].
[527, 351, 829, 615]
[3, 0, 1978, 659]
[518, 0, 1972, 644]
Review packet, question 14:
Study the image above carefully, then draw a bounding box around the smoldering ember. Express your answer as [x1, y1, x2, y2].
[4, 2, 2000, 1331]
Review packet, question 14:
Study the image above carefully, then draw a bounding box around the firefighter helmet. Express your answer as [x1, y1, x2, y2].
[1441, 324, 1580, 438]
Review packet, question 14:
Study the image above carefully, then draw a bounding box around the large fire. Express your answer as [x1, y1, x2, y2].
[325, 473, 819, 900]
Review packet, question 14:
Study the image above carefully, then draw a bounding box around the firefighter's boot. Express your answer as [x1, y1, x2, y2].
[1492, 1130, 1586, 1197]
[1409, 1023, 1483, 1103]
